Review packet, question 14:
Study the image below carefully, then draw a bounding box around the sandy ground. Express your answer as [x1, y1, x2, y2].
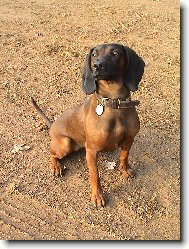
[0, 0, 180, 240]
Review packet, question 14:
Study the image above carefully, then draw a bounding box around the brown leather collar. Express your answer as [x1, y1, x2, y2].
[96, 95, 140, 109]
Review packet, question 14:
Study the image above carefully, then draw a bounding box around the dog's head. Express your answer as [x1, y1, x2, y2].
[82, 43, 145, 94]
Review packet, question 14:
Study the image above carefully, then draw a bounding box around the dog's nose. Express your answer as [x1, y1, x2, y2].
[93, 61, 105, 70]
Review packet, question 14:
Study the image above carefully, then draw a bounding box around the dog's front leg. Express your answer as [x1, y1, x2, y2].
[120, 137, 135, 179]
[85, 146, 105, 208]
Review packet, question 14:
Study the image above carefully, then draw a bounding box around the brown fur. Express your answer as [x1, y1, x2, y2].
[32, 43, 145, 207]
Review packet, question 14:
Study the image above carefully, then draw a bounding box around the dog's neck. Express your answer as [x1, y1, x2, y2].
[95, 79, 130, 99]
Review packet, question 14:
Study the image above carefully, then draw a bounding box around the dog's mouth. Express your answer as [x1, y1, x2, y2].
[92, 69, 115, 81]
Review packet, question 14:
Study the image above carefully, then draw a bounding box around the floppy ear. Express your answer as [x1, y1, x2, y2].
[82, 48, 96, 94]
[123, 46, 145, 92]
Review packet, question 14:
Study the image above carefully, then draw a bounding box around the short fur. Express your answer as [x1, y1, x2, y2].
[32, 43, 145, 208]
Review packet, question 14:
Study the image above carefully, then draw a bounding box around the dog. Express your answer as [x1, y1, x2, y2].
[31, 43, 145, 208]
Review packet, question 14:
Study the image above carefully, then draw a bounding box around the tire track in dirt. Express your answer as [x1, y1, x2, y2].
[1, 186, 117, 240]
[1, 190, 80, 240]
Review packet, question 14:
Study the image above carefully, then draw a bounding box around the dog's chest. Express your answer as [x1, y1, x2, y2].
[87, 112, 128, 151]
[101, 117, 126, 149]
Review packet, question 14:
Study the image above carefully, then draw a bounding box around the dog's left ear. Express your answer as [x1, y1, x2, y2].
[82, 47, 96, 94]
[123, 46, 145, 92]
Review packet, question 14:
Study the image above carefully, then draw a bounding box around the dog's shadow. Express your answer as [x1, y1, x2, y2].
[58, 148, 86, 177]
[57, 148, 148, 210]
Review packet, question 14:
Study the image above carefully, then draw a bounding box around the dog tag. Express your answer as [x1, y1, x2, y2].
[96, 104, 104, 116]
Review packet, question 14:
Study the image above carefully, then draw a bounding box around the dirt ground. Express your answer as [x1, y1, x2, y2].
[0, 0, 180, 240]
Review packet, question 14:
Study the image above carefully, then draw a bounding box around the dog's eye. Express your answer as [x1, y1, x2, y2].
[91, 53, 97, 58]
[112, 50, 119, 56]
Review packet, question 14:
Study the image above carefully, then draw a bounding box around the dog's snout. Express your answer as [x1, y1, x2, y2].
[93, 61, 106, 70]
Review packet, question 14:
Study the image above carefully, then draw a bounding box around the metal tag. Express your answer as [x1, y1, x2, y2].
[96, 104, 104, 116]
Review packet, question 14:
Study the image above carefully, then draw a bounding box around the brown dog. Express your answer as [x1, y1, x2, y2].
[32, 43, 145, 208]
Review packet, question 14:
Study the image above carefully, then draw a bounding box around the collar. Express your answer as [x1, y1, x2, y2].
[96, 94, 140, 109]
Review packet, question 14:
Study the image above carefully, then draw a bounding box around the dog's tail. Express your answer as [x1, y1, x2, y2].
[31, 97, 52, 128]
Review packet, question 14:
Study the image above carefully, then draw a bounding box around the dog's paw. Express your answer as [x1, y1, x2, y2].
[51, 165, 63, 177]
[91, 191, 105, 208]
[121, 168, 135, 180]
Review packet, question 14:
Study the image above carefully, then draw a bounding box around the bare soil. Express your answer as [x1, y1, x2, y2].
[0, 0, 180, 240]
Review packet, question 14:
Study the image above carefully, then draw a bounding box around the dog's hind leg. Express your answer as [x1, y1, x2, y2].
[50, 136, 74, 177]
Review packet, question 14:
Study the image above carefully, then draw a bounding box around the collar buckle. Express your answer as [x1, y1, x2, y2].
[117, 99, 121, 109]
[102, 97, 109, 106]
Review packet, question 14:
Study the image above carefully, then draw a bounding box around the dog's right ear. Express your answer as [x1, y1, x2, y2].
[82, 48, 96, 94]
